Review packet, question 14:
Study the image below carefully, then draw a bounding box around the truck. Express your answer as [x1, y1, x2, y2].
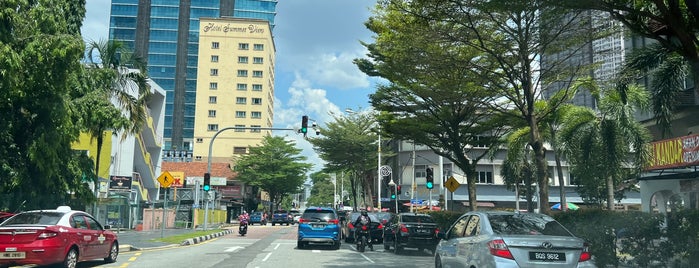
[271, 209, 293, 226]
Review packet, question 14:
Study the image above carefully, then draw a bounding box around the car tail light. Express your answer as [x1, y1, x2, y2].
[361, 225, 368, 231]
[487, 239, 514, 260]
[399, 224, 408, 233]
[377, 223, 383, 230]
[434, 227, 440, 236]
[579, 242, 592, 262]
[348, 223, 354, 229]
[299, 218, 310, 223]
[37, 230, 58, 240]
[327, 218, 339, 224]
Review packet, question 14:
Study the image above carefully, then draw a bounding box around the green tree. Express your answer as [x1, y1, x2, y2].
[233, 136, 312, 213]
[356, 2, 505, 210]
[0, 0, 91, 211]
[81, 39, 151, 186]
[306, 172, 335, 207]
[308, 111, 381, 211]
[559, 81, 651, 209]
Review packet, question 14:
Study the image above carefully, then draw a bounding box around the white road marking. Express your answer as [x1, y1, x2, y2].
[274, 243, 281, 250]
[224, 246, 245, 252]
[262, 252, 273, 262]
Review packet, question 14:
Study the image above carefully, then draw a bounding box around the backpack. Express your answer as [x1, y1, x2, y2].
[360, 215, 369, 225]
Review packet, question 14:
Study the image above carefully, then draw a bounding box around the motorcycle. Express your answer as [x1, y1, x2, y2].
[355, 224, 372, 252]
[239, 221, 248, 236]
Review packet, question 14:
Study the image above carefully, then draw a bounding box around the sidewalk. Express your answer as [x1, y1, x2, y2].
[115, 225, 235, 252]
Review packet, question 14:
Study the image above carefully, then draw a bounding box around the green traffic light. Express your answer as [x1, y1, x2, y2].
[426, 182, 433, 189]
[203, 185, 210, 191]
[301, 127, 307, 133]
[391, 194, 396, 199]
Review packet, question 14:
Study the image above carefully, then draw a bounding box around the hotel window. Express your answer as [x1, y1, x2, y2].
[236, 97, 246, 104]
[209, 82, 217, 90]
[415, 165, 427, 178]
[233, 147, 247, 154]
[251, 111, 262, 119]
[234, 124, 245, 132]
[252, 70, 263, 78]
[237, 70, 248, 77]
[236, 111, 246, 118]
[253, 44, 264, 51]
[253, 57, 263, 64]
[211, 42, 219, 49]
[207, 124, 219, 131]
[238, 43, 249, 50]
[252, 84, 263, 91]
[250, 125, 261, 133]
[238, 56, 248, 64]
[236, 83, 247, 91]
[208, 96, 217, 103]
[211, 55, 219, 62]
[196, 138, 203, 143]
[477, 171, 493, 184]
[210, 68, 218, 76]
[251, 98, 262, 105]
[208, 110, 216, 117]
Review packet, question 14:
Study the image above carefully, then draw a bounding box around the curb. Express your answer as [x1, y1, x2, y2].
[119, 229, 234, 252]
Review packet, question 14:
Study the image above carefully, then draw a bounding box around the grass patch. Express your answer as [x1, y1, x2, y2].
[152, 229, 227, 244]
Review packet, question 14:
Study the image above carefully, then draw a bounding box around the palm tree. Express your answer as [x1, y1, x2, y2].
[559, 81, 651, 210]
[81, 39, 151, 197]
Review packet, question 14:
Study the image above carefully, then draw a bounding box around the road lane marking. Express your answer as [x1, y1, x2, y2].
[224, 246, 245, 252]
[274, 243, 281, 250]
[262, 252, 273, 262]
[360, 253, 375, 263]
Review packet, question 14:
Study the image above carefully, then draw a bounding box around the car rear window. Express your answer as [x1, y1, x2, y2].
[402, 215, 434, 223]
[349, 213, 380, 222]
[488, 214, 573, 237]
[1, 211, 64, 226]
[302, 209, 336, 221]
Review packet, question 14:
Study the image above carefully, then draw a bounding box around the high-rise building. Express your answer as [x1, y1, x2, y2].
[193, 17, 275, 163]
[109, 0, 277, 154]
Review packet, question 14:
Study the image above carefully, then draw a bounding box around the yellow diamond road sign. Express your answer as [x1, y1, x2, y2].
[157, 171, 174, 188]
[445, 176, 460, 193]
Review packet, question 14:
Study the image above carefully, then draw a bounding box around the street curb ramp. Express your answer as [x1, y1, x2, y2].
[181, 229, 233, 246]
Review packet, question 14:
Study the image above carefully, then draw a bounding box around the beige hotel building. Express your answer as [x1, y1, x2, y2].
[193, 17, 275, 163]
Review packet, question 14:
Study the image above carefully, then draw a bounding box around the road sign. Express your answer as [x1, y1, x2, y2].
[157, 171, 174, 188]
[445, 176, 460, 193]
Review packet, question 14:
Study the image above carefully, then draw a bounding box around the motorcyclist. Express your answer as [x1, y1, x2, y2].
[353, 210, 373, 250]
[238, 211, 249, 235]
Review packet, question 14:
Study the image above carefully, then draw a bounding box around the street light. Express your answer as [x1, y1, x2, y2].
[345, 108, 381, 210]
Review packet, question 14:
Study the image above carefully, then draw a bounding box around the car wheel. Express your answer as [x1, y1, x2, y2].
[62, 248, 78, 268]
[435, 255, 443, 268]
[384, 242, 390, 250]
[333, 241, 341, 250]
[104, 242, 119, 263]
[272, 223, 275, 226]
[297, 241, 305, 249]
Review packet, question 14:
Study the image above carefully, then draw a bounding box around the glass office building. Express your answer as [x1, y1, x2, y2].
[109, 0, 277, 153]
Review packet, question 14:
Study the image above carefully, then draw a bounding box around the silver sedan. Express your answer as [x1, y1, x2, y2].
[434, 211, 596, 268]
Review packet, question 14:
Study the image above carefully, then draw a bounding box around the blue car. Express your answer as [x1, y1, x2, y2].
[249, 211, 267, 225]
[297, 207, 341, 250]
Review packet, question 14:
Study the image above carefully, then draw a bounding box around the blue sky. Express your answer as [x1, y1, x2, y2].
[82, 1, 382, 171]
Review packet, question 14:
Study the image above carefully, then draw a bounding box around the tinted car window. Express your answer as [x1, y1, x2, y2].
[2, 212, 64, 225]
[489, 214, 573, 236]
[402, 215, 434, 223]
[302, 209, 336, 221]
[348, 213, 379, 222]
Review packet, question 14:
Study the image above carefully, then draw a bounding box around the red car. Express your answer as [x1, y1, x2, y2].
[0, 206, 118, 268]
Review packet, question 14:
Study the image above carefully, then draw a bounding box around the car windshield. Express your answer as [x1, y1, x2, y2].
[0, 211, 64, 226]
[488, 214, 573, 237]
[402, 215, 434, 223]
[302, 209, 336, 221]
[252, 212, 263, 216]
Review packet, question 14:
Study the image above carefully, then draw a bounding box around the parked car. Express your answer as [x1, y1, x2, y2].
[383, 212, 440, 254]
[271, 210, 292, 226]
[0, 206, 119, 268]
[342, 212, 384, 243]
[296, 207, 341, 250]
[434, 211, 595, 268]
[249, 211, 267, 225]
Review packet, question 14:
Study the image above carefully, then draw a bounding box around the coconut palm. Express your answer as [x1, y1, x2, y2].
[559, 80, 651, 209]
[81, 39, 151, 193]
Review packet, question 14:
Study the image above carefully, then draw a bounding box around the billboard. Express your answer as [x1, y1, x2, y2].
[647, 134, 699, 170]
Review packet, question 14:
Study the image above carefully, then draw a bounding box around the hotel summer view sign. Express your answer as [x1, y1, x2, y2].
[202, 22, 266, 34]
[647, 134, 699, 170]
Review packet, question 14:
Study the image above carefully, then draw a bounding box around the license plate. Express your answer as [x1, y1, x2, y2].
[416, 229, 429, 233]
[529, 251, 565, 262]
[311, 224, 324, 228]
[0, 252, 25, 259]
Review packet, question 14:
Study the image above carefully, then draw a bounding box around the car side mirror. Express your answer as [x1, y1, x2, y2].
[436, 232, 447, 240]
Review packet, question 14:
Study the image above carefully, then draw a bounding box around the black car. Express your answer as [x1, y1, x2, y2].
[383, 212, 440, 254]
[342, 212, 384, 244]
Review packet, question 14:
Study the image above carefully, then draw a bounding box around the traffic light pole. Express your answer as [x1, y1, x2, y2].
[206, 126, 296, 230]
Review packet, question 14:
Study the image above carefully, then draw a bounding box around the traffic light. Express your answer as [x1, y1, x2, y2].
[203, 172, 211, 191]
[426, 167, 434, 189]
[390, 185, 396, 199]
[301, 115, 309, 135]
[396, 185, 401, 195]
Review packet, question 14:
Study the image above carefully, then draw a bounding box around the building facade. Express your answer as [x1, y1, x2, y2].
[109, 0, 277, 153]
[193, 17, 275, 163]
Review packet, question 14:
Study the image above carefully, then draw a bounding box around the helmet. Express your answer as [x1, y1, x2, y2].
[361, 210, 368, 216]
